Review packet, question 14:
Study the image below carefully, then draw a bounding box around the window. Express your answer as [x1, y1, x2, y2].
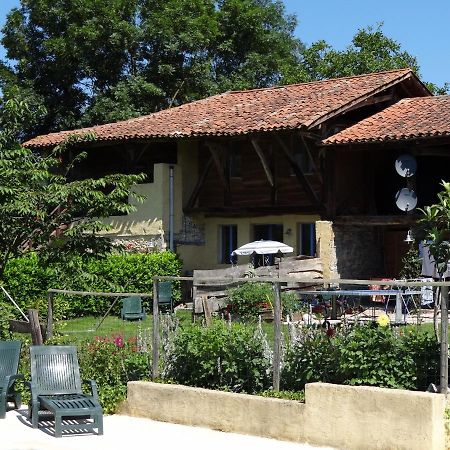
[253, 224, 283, 242]
[298, 223, 316, 256]
[252, 224, 283, 266]
[219, 225, 238, 264]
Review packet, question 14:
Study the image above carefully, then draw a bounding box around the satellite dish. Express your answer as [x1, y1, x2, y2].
[395, 154, 417, 177]
[395, 188, 417, 212]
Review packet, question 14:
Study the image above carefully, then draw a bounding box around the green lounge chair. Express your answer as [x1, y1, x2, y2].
[121, 295, 146, 320]
[28, 345, 103, 437]
[158, 281, 173, 312]
[0, 340, 23, 419]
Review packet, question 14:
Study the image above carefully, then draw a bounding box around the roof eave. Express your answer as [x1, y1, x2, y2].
[306, 70, 428, 131]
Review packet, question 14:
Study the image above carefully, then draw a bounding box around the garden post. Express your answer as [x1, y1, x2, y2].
[440, 285, 449, 395]
[273, 281, 282, 391]
[28, 309, 43, 345]
[152, 278, 160, 380]
[47, 291, 54, 340]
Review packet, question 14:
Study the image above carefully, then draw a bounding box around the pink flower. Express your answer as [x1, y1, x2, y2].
[114, 335, 124, 348]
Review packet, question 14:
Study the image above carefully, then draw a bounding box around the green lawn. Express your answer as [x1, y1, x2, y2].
[55, 309, 192, 342]
[53, 309, 281, 344]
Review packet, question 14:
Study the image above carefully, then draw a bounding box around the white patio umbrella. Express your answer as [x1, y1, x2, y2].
[232, 240, 294, 256]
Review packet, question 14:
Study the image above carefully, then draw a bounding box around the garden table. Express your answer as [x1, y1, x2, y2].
[298, 289, 421, 323]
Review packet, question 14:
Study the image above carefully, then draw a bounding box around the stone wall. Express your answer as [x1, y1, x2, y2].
[334, 225, 384, 279]
[316, 221, 384, 280]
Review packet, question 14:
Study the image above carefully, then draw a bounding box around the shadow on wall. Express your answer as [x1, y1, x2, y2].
[334, 225, 384, 279]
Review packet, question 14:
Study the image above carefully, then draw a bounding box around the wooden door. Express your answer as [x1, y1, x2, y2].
[383, 230, 410, 277]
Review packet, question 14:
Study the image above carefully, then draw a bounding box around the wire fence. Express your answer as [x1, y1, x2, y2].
[19, 275, 448, 394]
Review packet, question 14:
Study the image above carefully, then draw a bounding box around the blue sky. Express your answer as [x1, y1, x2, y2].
[0, 0, 448, 88]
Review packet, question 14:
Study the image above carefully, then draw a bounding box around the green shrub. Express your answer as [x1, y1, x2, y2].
[281, 324, 439, 391]
[1, 251, 182, 319]
[401, 328, 439, 390]
[227, 282, 301, 321]
[0, 302, 16, 339]
[282, 328, 343, 390]
[399, 245, 422, 280]
[258, 389, 305, 402]
[3, 253, 57, 318]
[339, 325, 416, 389]
[164, 320, 271, 393]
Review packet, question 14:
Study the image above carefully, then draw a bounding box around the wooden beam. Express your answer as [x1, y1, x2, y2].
[205, 141, 231, 205]
[298, 133, 323, 184]
[324, 148, 336, 218]
[185, 205, 321, 217]
[414, 147, 450, 157]
[334, 215, 420, 226]
[344, 93, 394, 113]
[185, 156, 213, 210]
[250, 138, 274, 187]
[205, 142, 228, 187]
[275, 134, 323, 211]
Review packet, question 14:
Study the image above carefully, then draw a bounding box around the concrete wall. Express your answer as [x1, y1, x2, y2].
[100, 163, 169, 241]
[119, 381, 446, 450]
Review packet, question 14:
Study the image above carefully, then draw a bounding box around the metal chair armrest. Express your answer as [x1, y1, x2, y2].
[82, 379, 99, 398]
[5, 374, 24, 390]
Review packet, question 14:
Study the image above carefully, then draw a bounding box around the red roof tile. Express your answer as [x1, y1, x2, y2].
[323, 95, 450, 145]
[24, 69, 418, 148]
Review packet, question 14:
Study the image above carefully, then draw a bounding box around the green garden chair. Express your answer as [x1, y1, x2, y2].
[158, 281, 173, 312]
[0, 340, 23, 419]
[28, 345, 103, 437]
[120, 295, 146, 320]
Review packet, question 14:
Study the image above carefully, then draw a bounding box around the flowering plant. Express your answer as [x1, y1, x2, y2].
[78, 333, 149, 413]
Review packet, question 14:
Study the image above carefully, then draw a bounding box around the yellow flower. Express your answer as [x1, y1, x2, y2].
[377, 313, 390, 327]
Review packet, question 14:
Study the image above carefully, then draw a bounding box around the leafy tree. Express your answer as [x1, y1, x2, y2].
[1, 0, 143, 134]
[418, 181, 450, 278]
[299, 24, 419, 81]
[1, 0, 303, 133]
[211, 0, 302, 91]
[297, 23, 447, 94]
[2, 4, 446, 136]
[0, 93, 145, 279]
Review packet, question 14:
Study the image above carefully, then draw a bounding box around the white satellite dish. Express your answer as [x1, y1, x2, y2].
[395, 154, 417, 178]
[395, 188, 417, 212]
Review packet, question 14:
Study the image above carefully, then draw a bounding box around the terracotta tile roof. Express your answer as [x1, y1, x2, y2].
[24, 69, 418, 148]
[322, 95, 450, 145]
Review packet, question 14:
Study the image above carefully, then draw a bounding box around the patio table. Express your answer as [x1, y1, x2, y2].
[298, 289, 421, 323]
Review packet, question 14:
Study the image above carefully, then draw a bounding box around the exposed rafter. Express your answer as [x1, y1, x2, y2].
[344, 93, 394, 114]
[298, 132, 323, 184]
[275, 134, 323, 211]
[205, 141, 231, 205]
[250, 138, 274, 187]
[185, 156, 214, 210]
[205, 142, 227, 186]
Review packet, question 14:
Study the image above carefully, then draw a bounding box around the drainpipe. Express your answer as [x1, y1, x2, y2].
[169, 165, 174, 251]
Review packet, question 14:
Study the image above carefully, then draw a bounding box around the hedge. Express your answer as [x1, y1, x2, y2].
[1, 251, 182, 320]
